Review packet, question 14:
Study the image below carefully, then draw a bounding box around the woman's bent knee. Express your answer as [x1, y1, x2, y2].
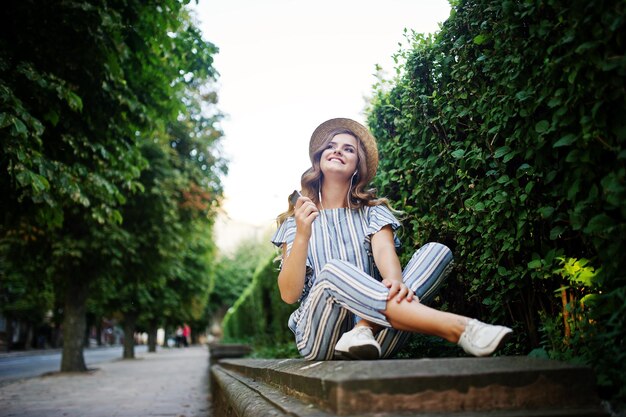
[425, 242, 453, 257]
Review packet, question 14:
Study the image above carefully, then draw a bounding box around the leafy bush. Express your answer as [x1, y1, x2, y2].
[209, 238, 275, 317]
[222, 255, 298, 355]
[368, 0, 625, 405]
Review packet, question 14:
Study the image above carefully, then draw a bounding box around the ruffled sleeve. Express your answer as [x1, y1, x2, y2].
[363, 205, 402, 253]
[271, 216, 312, 271]
[271, 217, 296, 248]
[271, 217, 297, 273]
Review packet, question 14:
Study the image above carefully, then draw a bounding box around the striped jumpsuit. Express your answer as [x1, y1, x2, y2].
[271, 205, 453, 360]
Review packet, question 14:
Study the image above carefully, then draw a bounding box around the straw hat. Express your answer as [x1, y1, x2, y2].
[309, 118, 379, 183]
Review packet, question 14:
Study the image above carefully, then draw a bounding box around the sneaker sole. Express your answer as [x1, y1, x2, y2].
[334, 344, 380, 360]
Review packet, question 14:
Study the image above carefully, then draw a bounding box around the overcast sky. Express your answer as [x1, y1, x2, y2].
[193, 0, 451, 231]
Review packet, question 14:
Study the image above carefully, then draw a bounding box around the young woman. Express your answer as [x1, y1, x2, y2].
[272, 118, 512, 360]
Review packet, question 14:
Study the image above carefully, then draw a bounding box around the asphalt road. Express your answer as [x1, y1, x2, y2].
[0, 345, 148, 384]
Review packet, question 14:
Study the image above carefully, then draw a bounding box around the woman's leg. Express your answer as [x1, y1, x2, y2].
[382, 300, 513, 357]
[374, 243, 511, 357]
[295, 259, 392, 360]
[376, 242, 454, 358]
[403, 242, 455, 303]
[299, 245, 510, 360]
[384, 299, 467, 341]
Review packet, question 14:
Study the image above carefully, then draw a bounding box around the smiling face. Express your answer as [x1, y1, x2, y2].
[319, 133, 359, 180]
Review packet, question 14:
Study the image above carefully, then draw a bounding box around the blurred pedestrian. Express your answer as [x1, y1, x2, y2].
[182, 323, 191, 347]
[175, 325, 184, 348]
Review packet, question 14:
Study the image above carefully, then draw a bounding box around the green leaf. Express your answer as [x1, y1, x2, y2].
[567, 178, 580, 200]
[565, 149, 580, 163]
[494, 146, 511, 158]
[547, 97, 561, 108]
[503, 151, 516, 163]
[67, 92, 83, 112]
[494, 193, 507, 203]
[30, 172, 50, 193]
[550, 225, 565, 240]
[516, 90, 531, 101]
[44, 110, 60, 126]
[575, 41, 599, 54]
[570, 211, 585, 230]
[15, 170, 50, 193]
[473, 34, 489, 45]
[553, 133, 577, 148]
[0, 112, 9, 128]
[580, 293, 600, 307]
[528, 348, 549, 359]
[584, 214, 614, 233]
[451, 149, 465, 159]
[12, 117, 28, 135]
[535, 120, 550, 133]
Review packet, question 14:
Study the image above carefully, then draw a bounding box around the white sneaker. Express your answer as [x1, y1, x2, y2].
[457, 319, 513, 357]
[334, 326, 381, 360]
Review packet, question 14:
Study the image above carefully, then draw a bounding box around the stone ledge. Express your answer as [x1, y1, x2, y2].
[213, 357, 608, 416]
[208, 343, 252, 367]
[212, 364, 336, 417]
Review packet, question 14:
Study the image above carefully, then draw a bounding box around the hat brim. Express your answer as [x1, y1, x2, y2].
[309, 118, 379, 183]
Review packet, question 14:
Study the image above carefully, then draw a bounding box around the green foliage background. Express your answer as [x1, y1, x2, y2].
[209, 238, 275, 317]
[367, 0, 625, 404]
[0, 0, 225, 361]
[221, 255, 298, 357]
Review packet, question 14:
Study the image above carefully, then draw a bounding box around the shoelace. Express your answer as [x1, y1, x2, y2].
[354, 326, 374, 338]
[459, 320, 478, 344]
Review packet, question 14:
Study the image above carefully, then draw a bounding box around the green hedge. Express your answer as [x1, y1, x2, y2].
[222, 255, 298, 355]
[368, 0, 625, 404]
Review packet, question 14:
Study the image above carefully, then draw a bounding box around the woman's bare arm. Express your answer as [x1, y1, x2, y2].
[277, 196, 319, 304]
[371, 225, 414, 303]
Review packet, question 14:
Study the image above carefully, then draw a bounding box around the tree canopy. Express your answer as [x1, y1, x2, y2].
[1, 0, 225, 368]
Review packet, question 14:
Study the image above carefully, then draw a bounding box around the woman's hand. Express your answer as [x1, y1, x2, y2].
[372, 225, 418, 304]
[293, 196, 319, 240]
[382, 279, 416, 303]
[277, 196, 318, 304]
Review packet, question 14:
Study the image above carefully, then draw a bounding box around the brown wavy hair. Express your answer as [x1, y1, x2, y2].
[277, 128, 395, 225]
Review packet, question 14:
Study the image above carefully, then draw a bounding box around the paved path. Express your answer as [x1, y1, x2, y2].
[0, 346, 210, 417]
[0, 345, 148, 383]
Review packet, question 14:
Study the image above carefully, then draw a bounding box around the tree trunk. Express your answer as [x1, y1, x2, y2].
[122, 313, 137, 359]
[60, 278, 89, 372]
[147, 320, 158, 353]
